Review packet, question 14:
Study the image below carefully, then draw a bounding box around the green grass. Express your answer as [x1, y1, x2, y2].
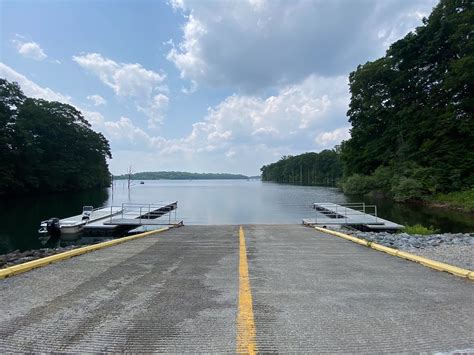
[402, 224, 439, 235]
[432, 189, 474, 212]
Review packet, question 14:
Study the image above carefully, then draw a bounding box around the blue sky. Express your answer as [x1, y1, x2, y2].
[1, 0, 437, 175]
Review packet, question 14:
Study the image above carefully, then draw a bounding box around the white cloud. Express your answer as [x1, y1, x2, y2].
[167, 0, 437, 91]
[12, 39, 47, 61]
[73, 53, 166, 97]
[87, 94, 107, 106]
[0, 62, 70, 102]
[316, 127, 350, 146]
[137, 94, 169, 128]
[184, 75, 349, 151]
[0, 63, 351, 175]
[97, 74, 351, 174]
[73, 53, 168, 125]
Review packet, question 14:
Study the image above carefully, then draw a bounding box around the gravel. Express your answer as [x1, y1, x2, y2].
[0, 246, 80, 269]
[341, 229, 474, 271]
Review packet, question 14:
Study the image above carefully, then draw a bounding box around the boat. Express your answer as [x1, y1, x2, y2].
[38, 206, 123, 237]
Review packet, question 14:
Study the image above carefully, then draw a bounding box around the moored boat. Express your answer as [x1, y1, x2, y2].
[38, 206, 123, 237]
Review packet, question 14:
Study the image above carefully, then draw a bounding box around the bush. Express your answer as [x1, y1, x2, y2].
[402, 224, 439, 235]
[391, 177, 423, 201]
[433, 189, 474, 212]
[341, 174, 374, 195]
[371, 166, 394, 191]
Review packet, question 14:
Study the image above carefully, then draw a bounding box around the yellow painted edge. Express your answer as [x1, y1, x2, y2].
[0, 227, 170, 280]
[237, 226, 257, 354]
[314, 226, 474, 281]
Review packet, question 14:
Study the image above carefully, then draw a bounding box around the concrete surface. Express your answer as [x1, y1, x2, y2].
[0, 225, 473, 353]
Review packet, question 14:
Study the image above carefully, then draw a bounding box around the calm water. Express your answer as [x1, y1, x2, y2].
[1, 179, 473, 254]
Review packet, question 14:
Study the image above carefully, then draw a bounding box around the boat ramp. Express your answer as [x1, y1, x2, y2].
[303, 202, 403, 231]
[1, 225, 472, 353]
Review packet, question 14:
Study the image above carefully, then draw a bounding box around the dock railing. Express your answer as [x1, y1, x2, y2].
[108, 202, 178, 225]
[313, 202, 378, 225]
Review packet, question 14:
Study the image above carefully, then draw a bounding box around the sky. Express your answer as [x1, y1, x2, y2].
[0, 0, 437, 175]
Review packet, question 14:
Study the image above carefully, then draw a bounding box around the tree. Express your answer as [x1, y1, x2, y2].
[261, 149, 342, 186]
[0, 79, 26, 191]
[341, 0, 474, 194]
[0, 79, 112, 194]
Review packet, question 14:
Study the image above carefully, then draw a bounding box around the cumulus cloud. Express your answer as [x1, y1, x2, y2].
[87, 94, 107, 106]
[137, 94, 170, 128]
[12, 38, 47, 61]
[0, 61, 350, 175]
[73, 53, 168, 126]
[184, 75, 349, 152]
[167, 0, 437, 91]
[88, 73, 351, 174]
[0, 62, 70, 102]
[316, 127, 351, 146]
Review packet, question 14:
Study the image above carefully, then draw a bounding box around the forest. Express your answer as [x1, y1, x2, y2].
[262, 0, 473, 203]
[260, 150, 342, 186]
[114, 171, 249, 180]
[0, 79, 112, 194]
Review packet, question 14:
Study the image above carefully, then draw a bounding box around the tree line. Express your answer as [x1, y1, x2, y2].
[260, 150, 342, 186]
[114, 171, 249, 180]
[261, 0, 473, 201]
[0, 79, 112, 194]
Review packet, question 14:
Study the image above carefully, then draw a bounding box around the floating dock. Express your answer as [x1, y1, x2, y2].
[303, 202, 403, 231]
[83, 202, 180, 236]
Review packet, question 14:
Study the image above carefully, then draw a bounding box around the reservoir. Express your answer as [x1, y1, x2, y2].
[1, 179, 473, 254]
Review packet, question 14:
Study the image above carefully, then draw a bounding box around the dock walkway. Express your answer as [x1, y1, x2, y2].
[304, 202, 403, 230]
[1, 225, 472, 352]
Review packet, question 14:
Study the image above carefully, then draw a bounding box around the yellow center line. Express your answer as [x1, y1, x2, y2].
[237, 226, 257, 354]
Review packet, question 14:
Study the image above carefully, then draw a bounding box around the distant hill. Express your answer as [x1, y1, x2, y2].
[113, 171, 249, 180]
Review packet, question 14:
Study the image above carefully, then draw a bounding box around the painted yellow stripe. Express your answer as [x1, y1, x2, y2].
[0, 227, 170, 280]
[237, 226, 257, 354]
[314, 226, 474, 280]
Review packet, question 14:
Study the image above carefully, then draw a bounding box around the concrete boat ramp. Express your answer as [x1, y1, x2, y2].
[1, 225, 472, 353]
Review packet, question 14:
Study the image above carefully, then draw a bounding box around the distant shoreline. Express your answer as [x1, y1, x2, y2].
[113, 171, 260, 180]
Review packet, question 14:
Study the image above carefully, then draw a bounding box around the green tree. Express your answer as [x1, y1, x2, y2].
[0, 79, 112, 194]
[341, 0, 474, 196]
[260, 149, 342, 186]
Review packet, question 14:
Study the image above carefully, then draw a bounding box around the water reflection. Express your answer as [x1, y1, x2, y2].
[0, 180, 472, 254]
[0, 189, 108, 254]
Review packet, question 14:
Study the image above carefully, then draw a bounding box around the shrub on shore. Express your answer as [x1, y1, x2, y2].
[402, 224, 439, 235]
[432, 189, 474, 212]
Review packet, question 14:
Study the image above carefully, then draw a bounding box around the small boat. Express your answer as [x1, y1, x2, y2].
[38, 206, 122, 237]
[140, 181, 145, 184]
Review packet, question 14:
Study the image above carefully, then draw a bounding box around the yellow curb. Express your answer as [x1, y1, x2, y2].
[0, 227, 170, 280]
[314, 226, 474, 280]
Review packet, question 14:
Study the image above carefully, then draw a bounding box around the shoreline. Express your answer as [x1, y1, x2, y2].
[343, 228, 474, 271]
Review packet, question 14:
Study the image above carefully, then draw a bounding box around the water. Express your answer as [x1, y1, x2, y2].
[1, 179, 473, 254]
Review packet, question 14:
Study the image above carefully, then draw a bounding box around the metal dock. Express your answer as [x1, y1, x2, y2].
[303, 202, 403, 231]
[83, 202, 181, 236]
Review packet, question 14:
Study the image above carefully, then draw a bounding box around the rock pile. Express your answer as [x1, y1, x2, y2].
[345, 231, 474, 250]
[0, 246, 77, 269]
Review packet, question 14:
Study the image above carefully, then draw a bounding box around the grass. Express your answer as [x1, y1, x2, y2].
[432, 189, 474, 212]
[402, 224, 439, 235]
